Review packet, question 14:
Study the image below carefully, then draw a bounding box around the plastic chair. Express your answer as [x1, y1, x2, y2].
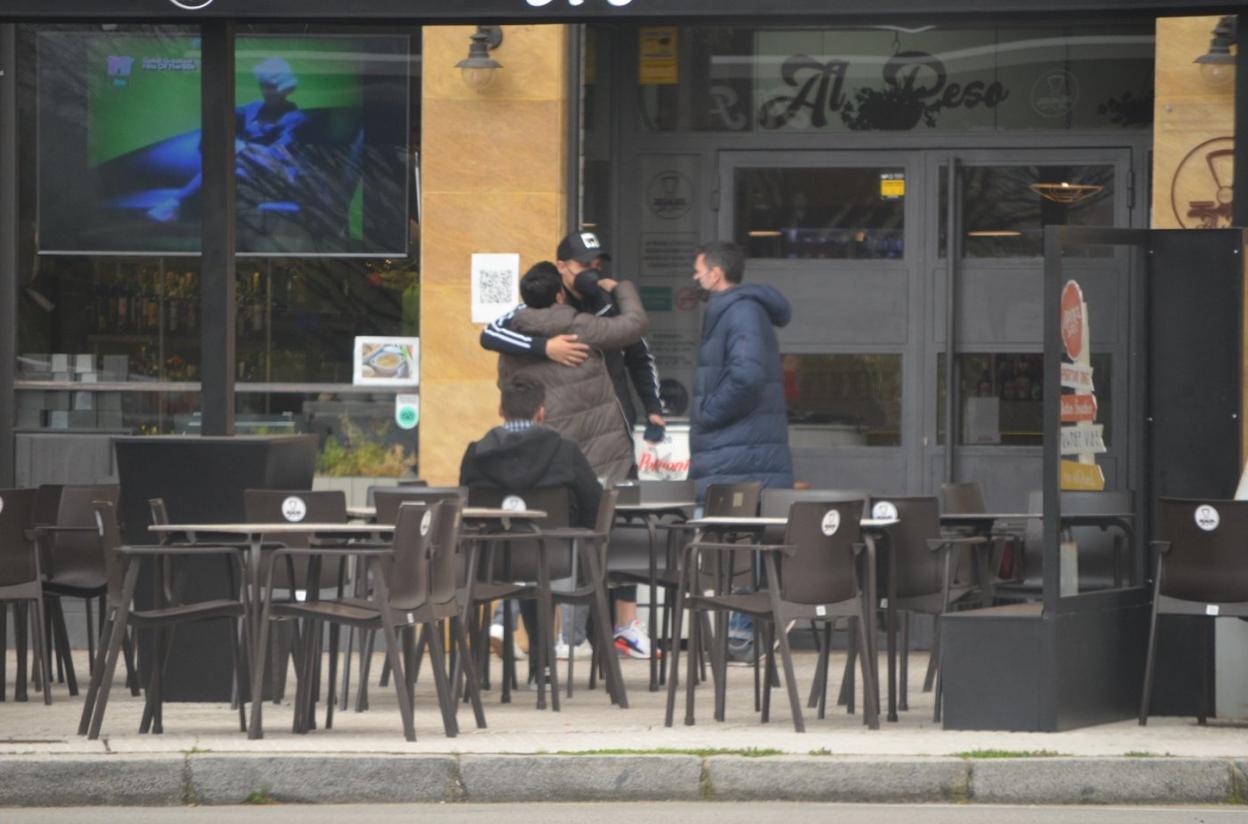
[0, 488, 51, 704]
[78, 500, 247, 739]
[1139, 498, 1248, 726]
[666, 499, 879, 732]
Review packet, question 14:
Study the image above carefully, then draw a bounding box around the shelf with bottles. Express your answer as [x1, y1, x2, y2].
[89, 266, 201, 336]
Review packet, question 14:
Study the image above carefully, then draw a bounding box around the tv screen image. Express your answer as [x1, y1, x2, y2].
[38, 32, 410, 256]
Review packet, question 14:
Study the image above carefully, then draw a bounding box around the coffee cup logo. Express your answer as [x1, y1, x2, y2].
[872, 501, 898, 521]
[501, 495, 526, 512]
[1195, 505, 1220, 532]
[821, 509, 841, 536]
[168, 0, 216, 9]
[282, 496, 307, 523]
[420, 509, 432, 537]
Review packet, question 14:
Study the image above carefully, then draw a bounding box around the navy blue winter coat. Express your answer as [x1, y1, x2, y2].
[689, 283, 794, 500]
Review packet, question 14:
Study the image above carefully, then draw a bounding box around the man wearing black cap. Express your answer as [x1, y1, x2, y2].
[480, 230, 666, 660]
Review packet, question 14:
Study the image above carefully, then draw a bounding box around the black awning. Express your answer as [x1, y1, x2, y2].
[0, 0, 1242, 23]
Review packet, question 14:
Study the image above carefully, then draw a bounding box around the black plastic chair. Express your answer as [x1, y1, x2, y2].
[1139, 498, 1248, 726]
[0, 488, 51, 704]
[38, 483, 121, 696]
[79, 500, 247, 739]
[666, 499, 879, 732]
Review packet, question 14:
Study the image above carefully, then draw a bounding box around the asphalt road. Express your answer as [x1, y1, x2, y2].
[2, 804, 1245, 823]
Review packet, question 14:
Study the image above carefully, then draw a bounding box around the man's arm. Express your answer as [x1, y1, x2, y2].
[698, 304, 770, 430]
[622, 337, 664, 419]
[481, 306, 590, 366]
[567, 281, 648, 350]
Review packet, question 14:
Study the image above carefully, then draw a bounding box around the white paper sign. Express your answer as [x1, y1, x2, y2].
[282, 496, 307, 522]
[1060, 363, 1095, 391]
[1060, 424, 1107, 456]
[471, 253, 521, 324]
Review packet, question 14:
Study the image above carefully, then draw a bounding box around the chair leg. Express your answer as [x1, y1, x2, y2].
[16, 603, 29, 701]
[922, 615, 940, 692]
[356, 629, 376, 713]
[817, 620, 833, 720]
[452, 616, 487, 729]
[85, 610, 131, 740]
[774, 614, 805, 734]
[761, 620, 774, 723]
[855, 605, 880, 731]
[228, 617, 247, 733]
[1138, 606, 1161, 726]
[29, 597, 52, 707]
[377, 602, 417, 742]
[325, 623, 340, 730]
[501, 600, 516, 705]
[425, 621, 459, 738]
[44, 598, 60, 686]
[0, 604, 6, 702]
[122, 631, 141, 697]
[899, 612, 910, 712]
[380, 647, 392, 688]
[842, 619, 857, 714]
[49, 598, 77, 695]
[1197, 617, 1209, 726]
[78, 614, 114, 734]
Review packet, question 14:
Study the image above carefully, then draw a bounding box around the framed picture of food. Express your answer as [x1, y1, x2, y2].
[352, 336, 420, 387]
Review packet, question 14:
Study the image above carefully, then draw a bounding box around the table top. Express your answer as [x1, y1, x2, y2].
[686, 516, 899, 528]
[151, 508, 549, 536]
[939, 512, 1133, 522]
[615, 502, 697, 513]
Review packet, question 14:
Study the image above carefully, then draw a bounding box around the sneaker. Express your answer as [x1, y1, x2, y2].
[726, 636, 755, 665]
[489, 623, 524, 659]
[613, 620, 659, 659]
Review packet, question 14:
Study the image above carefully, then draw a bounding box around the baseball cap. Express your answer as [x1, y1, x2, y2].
[556, 231, 611, 264]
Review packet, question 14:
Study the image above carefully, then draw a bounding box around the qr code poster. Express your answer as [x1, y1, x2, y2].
[471, 253, 521, 324]
[353, 337, 420, 387]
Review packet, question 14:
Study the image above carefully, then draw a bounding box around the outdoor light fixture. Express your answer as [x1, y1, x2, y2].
[1028, 182, 1105, 204]
[456, 25, 503, 92]
[1195, 15, 1237, 89]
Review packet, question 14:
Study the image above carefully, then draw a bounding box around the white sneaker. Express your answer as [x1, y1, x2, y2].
[554, 640, 590, 660]
[613, 620, 656, 659]
[489, 623, 524, 659]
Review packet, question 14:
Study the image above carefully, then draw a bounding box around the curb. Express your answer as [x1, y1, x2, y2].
[0, 754, 1246, 807]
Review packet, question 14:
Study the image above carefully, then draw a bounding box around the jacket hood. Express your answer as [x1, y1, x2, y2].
[706, 283, 792, 330]
[468, 426, 565, 489]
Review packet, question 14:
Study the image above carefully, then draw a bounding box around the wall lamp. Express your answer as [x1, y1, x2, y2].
[456, 25, 503, 92]
[1195, 15, 1237, 89]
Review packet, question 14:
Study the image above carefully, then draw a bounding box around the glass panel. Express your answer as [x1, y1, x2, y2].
[583, 25, 615, 250]
[637, 24, 1154, 134]
[937, 352, 1110, 446]
[15, 388, 199, 434]
[734, 167, 905, 260]
[785, 354, 901, 447]
[237, 392, 417, 477]
[940, 165, 1115, 258]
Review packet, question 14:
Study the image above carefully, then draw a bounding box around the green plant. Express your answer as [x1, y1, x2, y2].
[954, 750, 1065, 759]
[243, 789, 276, 805]
[316, 416, 414, 477]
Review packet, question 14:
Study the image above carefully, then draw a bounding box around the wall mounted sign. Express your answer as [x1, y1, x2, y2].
[1059, 278, 1104, 491]
[639, 27, 678, 85]
[470, 252, 521, 325]
[395, 394, 420, 430]
[1170, 136, 1234, 229]
[353, 336, 419, 387]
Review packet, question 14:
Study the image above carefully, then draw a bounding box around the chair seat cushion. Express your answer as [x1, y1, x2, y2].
[131, 599, 245, 624]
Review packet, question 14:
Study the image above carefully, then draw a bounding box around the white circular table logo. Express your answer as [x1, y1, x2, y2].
[501, 495, 526, 512]
[168, 0, 216, 9]
[872, 501, 898, 521]
[1194, 505, 1220, 532]
[0, 496, 5, 516]
[821, 510, 841, 536]
[420, 509, 433, 537]
[281, 496, 307, 523]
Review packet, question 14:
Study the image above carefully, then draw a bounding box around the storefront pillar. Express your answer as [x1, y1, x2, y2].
[418, 25, 570, 484]
[0, 24, 17, 487]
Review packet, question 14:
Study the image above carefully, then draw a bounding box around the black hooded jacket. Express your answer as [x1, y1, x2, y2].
[458, 425, 602, 528]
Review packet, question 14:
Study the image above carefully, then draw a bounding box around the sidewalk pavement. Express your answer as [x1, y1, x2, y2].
[2, 648, 1247, 806]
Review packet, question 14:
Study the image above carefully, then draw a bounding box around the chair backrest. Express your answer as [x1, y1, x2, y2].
[640, 479, 695, 504]
[387, 500, 436, 612]
[778, 499, 864, 605]
[0, 488, 38, 590]
[243, 489, 347, 589]
[759, 488, 871, 547]
[1061, 489, 1133, 589]
[374, 487, 467, 525]
[1156, 498, 1248, 604]
[869, 496, 960, 599]
[46, 484, 120, 583]
[466, 486, 574, 581]
[427, 498, 465, 607]
[366, 480, 429, 505]
[33, 484, 63, 527]
[90, 500, 126, 609]
[705, 481, 761, 517]
[939, 481, 987, 514]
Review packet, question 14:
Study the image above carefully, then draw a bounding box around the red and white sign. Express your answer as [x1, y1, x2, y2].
[1060, 363, 1094, 391]
[1061, 280, 1085, 361]
[1060, 394, 1097, 423]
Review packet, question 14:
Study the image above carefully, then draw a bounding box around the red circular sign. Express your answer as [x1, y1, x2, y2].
[1060, 280, 1084, 361]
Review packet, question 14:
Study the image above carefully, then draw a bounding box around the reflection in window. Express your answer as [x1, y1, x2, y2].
[14, 389, 200, 435]
[785, 354, 901, 447]
[735, 168, 905, 260]
[937, 352, 1110, 446]
[940, 165, 1115, 258]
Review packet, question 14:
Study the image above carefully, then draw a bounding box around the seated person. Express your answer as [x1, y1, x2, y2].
[460, 375, 602, 663]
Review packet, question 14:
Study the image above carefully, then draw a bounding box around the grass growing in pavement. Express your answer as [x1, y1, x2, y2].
[243, 790, 277, 805]
[954, 749, 1066, 759]
[555, 747, 785, 758]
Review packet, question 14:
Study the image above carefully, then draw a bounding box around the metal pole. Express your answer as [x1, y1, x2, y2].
[1234, 15, 1248, 228]
[565, 24, 582, 236]
[200, 20, 237, 436]
[1042, 226, 1063, 618]
[0, 25, 18, 486]
[943, 158, 959, 481]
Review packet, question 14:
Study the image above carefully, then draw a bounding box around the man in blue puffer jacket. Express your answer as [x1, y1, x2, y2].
[689, 241, 794, 502]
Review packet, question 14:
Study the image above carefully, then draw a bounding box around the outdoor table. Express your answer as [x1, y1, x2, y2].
[612, 501, 696, 691]
[668, 515, 899, 727]
[150, 522, 395, 738]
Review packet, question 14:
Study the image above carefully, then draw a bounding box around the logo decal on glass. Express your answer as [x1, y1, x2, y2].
[282, 496, 308, 523]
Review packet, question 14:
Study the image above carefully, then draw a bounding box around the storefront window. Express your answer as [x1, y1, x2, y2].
[636, 24, 1154, 134]
[937, 352, 1111, 446]
[734, 167, 905, 260]
[785, 353, 902, 447]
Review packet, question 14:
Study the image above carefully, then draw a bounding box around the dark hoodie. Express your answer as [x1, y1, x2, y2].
[690, 283, 794, 500]
[459, 425, 602, 528]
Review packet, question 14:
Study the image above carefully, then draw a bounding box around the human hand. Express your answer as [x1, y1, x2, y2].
[597, 278, 619, 292]
[648, 413, 666, 427]
[547, 334, 590, 367]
